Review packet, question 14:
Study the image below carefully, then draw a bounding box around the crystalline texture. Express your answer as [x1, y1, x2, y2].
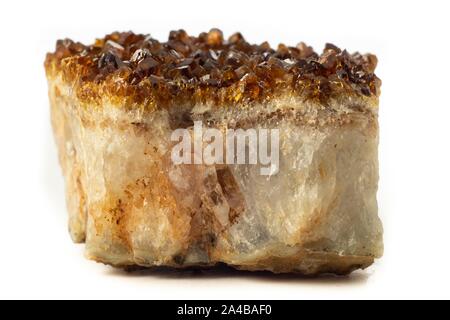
[45, 30, 383, 275]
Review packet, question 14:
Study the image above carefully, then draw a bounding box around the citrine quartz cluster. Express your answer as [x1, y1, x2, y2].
[45, 30, 383, 275]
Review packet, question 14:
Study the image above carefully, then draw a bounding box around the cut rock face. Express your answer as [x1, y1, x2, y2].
[45, 30, 383, 275]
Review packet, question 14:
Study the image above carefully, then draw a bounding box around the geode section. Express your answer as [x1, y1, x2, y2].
[45, 30, 383, 275]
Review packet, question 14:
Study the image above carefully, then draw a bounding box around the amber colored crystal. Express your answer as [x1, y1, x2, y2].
[45, 29, 381, 107]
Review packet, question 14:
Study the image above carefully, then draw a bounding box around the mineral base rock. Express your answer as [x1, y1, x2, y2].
[48, 83, 382, 275]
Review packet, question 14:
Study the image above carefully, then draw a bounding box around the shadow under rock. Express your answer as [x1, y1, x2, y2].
[104, 263, 370, 285]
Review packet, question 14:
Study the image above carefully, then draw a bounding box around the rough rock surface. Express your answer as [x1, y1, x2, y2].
[46, 31, 383, 275]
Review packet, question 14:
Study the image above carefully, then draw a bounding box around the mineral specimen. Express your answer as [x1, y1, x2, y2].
[45, 29, 383, 275]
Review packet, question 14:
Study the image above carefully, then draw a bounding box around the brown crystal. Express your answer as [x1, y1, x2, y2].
[44, 29, 381, 109]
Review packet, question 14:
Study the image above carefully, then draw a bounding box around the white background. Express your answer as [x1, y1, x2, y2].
[0, 0, 449, 300]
